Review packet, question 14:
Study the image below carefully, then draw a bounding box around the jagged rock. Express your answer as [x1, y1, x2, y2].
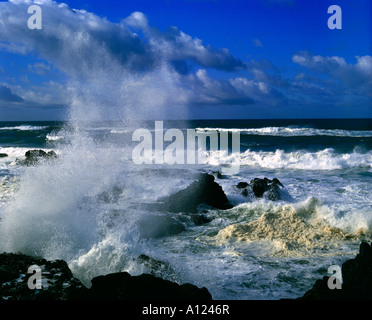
[137, 254, 177, 278]
[18, 149, 57, 166]
[0, 252, 213, 300]
[88, 272, 212, 300]
[236, 177, 287, 201]
[158, 173, 233, 213]
[0, 252, 86, 300]
[299, 242, 372, 300]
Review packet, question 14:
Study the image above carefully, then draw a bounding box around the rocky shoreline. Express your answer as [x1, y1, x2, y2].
[298, 241, 372, 300]
[0, 252, 212, 300]
[2, 153, 372, 300]
[2, 242, 372, 300]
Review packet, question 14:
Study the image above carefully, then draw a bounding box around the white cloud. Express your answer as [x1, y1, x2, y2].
[28, 62, 51, 75]
[0, 0, 263, 113]
[292, 51, 372, 97]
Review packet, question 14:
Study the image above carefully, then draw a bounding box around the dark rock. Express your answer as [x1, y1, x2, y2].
[299, 242, 372, 300]
[250, 178, 268, 198]
[0, 153, 8, 158]
[236, 182, 249, 189]
[19, 149, 58, 166]
[158, 173, 233, 213]
[211, 170, 229, 179]
[0, 252, 213, 300]
[236, 177, 288, 201]
[137, 254, 179, 282]
[0, 265, 19, 283]
[0, 252, 86, 300]
[88, 272, 212, 300]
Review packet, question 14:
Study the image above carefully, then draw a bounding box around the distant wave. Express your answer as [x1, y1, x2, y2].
[46, 133, 63, 141]
[206, 148, 372, 170]
[0, 125, 48, 131]
[196, 127, 372, 138]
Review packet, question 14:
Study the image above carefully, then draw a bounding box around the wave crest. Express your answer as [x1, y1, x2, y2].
[206, 148, 372, 170]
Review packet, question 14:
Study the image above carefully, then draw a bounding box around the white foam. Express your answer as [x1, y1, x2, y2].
[196, 127, 372, 138]
[205, 148, 372, 170]
[0, 125, 48, 131]
[0, 147, 32, 159]
[46, 133, 63, 141]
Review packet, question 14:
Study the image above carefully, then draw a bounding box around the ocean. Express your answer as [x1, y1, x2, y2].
[0, 118, 371, 300]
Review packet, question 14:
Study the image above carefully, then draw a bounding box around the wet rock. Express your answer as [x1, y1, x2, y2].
[0, 252, 86, 300]
[137, 254, 179, 282]
[88, 272, 212, 300]
[18, 149, 57, 166]
[236, 182, 249, 189]
[0, 265, 19, 283]
[158, 173, 233, 213]
[251, 178, 268, 198]
[236, 177, 287, 201]
[0, 252, 213, 300]
[0, 153, 8, 158]
[299, 242, 372, 300]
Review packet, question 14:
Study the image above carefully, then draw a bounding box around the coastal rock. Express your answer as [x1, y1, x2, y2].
[18, 149, 57, 166]
[88, 272, 212, 300]
[236, 177, 287, 201]
[0, 252, 213, 300]
[137, 254, 178, 282]
[299, 242, 372, 300]
[158, 173, 233, 213]
[0, 153, 8, 158]
[0, 252, 87, 300]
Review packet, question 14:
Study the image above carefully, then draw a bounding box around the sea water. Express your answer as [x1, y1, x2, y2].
[0, 118, 371, 299]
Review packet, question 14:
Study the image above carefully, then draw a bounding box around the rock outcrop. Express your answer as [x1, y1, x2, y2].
[88, 272, 212, 300]
[299, 241, 372, 300]
[158, 173, 233, 213]
[236, 177, 289, 201]
[0, 252, 212, 300]
[0, 252, 86, 300]
[18, 149, 57, 166]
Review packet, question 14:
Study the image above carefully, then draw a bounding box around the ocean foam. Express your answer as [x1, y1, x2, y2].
[205, 148, 372, 170]
[209, 197, 369, 257]
[196, 127, 372, 138]
[0, 125, 48, 131]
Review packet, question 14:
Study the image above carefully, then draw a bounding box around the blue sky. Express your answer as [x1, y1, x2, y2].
[0, 0, 371, 120]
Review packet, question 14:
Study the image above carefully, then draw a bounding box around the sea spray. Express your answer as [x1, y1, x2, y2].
[0, 37, 193, 287]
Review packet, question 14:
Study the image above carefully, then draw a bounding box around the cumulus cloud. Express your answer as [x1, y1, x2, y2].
[0, 0, 368, 119]
[0, 0, 273, 113]
[0, 0, 154, 80]
[292, 51, 372, 97]
[124, 12, 246, 73]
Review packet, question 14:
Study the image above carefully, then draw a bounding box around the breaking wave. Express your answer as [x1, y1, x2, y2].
[196, 126, 372, 138]
[0, 125, 49, 131]
[205, 148, 372, 170]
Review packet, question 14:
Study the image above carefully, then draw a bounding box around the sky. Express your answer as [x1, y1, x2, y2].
[0, 0, 371, 120]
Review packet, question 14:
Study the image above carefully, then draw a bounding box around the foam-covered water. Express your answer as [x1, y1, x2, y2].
[0, 118, 371, 299]
[197, 126, 372, 138]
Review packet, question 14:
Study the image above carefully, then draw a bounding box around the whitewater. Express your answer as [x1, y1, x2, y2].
[0, 118, 371, 300]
